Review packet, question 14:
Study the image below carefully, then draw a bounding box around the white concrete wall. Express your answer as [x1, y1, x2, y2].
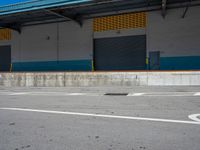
[2, 6, 200, 69]
[93, 6, 200, 58]
[93, 28, 146, 39]
[11, 19, 93, 63]
[59, 20, 93, 61]
[147, 6, 200, 57]
[12, 23, 57, 62]
[1, 71, 200, 87]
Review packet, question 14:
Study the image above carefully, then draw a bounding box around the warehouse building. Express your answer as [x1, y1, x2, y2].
[0, 0, 200, 72]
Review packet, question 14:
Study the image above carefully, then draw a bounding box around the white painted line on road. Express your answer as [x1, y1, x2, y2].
[127, 93, 145, 96]
[9, 92, 29, 96]
[0, 107, 200, 125]
[135, 92, 196, 97]
[3, 92, 99, 97]
[144, 95, 192, 97]
[188, 114, 200, 122]
[0, 92, 199, 97]
[66, 93, 87, 96]
[194, 92, 200, 96]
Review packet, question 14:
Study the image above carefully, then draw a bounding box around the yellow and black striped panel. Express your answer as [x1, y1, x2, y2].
[93, 12, 146, 32]
[0, 28, 11, 40]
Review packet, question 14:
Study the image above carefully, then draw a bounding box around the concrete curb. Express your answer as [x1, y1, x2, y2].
[0, 71, 200, 87]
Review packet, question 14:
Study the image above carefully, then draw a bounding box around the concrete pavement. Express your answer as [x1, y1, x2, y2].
[0, 86, 200, 150]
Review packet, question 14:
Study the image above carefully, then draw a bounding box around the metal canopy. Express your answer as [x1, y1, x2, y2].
[0, 0, 200, 33]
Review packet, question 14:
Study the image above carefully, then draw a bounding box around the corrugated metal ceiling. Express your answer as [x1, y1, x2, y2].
[0, 0, 200, 32]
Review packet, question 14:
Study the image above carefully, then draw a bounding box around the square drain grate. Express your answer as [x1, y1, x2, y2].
[104, 93, 128, 96]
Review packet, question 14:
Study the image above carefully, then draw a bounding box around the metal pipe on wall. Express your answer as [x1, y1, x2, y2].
[56, 22, 60, 63]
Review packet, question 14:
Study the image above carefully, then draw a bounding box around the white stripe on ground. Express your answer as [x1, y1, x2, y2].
[5, 92, 99, 96]
[188, 114, 200, 122]
[142, 95, 193, 97]
[66, 93, 87, 96]
[9, 92, 29, 96]
[132, 92, 196, 97]
[127, 93, 145, 96]
[0, 107, 200, 125]
[1, 92, 199, 97]
[194, 92, 200, 96]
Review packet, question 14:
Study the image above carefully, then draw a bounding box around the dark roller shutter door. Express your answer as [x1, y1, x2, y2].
[94, 35, 146, 71]
[0, 45, 11, 72]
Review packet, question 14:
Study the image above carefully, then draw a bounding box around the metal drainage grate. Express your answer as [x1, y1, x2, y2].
[104, 93, 128, 96]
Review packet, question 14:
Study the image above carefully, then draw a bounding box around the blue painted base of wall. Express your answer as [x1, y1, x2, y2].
[12, 60, 92, 71]
[12, 56, 200, 71]
[160, 56, 200, 70]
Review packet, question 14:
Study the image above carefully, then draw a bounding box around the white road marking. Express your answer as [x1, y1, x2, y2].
[188, 114, 200, 122]
[144, 95, 192, 97]
[66, 93, 87, 96]
[3, 92, 99, 97]
[9, 92, 28, 96]
[0, 92, 199, 97]
[127, 93, 145, 96]
[133, 92, 197, 97]
[0, 107, 200, 125]
[194, 92, 200, 96]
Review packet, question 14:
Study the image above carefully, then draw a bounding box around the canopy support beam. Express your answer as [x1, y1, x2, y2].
[44, 9, 83, 26]
[0, 23, 21, 33]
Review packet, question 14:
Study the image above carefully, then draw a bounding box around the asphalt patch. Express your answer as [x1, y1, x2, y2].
[21, 145, 31, 149]
[9, 122, 15, 126]
[104, 93, 128, 96]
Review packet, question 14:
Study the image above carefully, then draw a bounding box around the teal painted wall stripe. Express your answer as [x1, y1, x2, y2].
[160, 56, 200, 70]
[12, 60, 92, 71]
[12, 56, 200, 71]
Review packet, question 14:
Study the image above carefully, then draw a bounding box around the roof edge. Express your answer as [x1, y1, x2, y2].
[0, 0, 91, 16]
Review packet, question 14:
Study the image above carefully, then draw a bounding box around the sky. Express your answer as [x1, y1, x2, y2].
[0, 0, 30, 6]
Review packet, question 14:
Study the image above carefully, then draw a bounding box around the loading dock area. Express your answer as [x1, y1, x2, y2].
[0, 0, 200, 72]
[1, 1, 200, 149]
[94, 35, 146, 71]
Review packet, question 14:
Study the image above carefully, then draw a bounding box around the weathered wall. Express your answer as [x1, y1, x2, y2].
[0, 71, 200, 87]
[93, 6, 200, 70]
[1, 6, 200, 71]
[147, 6, 200, 70]
[0, 41, 10, 46]
[11, 19, 93, 71]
